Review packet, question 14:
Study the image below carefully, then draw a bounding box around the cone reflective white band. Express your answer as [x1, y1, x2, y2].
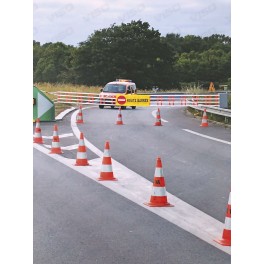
[224, 217, 231, 230]
[79, 140, 85, 146]
[53, 131, 58, 136]
[103, 150, 110, 157]
[51, 141, 60, 148]
[151, 187, 167, 196]
[101, 165, 113, 172]
[35, 132, 41, 137]
[77, 152, 87, 159]
[154, 168, 163, 177]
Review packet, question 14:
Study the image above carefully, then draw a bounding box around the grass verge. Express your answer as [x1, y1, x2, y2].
[187, 107, 231, 128]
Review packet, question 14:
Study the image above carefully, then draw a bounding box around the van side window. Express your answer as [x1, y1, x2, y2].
[131, 84, 136, 94]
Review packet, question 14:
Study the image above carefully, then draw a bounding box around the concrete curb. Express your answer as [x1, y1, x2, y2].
[55, 107, 76, 121]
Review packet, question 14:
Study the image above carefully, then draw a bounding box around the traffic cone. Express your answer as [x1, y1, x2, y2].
[75, 132, 89, 166]
[214, 192, 231, 246]
[144, 157, 173, 207]
[49, 124, 63, 154]
[33, 118, 44, 144]
[76, 105, 84, 124]
[200, 108, 208, 127]
[98, 141, 117, 181]
[116, 107, 123, 125]
[154, 108, 162, 126]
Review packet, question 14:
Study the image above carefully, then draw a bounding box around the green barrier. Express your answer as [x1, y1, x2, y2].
[33, 86, 55, 122]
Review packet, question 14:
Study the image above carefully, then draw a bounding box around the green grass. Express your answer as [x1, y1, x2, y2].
[187, 107, 231, 127]
[34, 82, 102, 95]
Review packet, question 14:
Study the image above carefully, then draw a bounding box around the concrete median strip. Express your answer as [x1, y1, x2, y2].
[33, 107, 231, 255]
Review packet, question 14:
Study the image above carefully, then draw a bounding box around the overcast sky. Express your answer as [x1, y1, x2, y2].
[33, 0, 231, 46]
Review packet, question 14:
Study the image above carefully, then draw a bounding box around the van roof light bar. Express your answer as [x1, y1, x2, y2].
[116, 79, 132, 82]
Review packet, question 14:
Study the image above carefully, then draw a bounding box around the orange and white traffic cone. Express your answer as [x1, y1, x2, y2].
[154, 108, 162, 126]
[33, 118, 44, 144]
[214, 192, 231, 246]
[75, 132, 89, 166]
[49, 124, 63, 154]
[200, 108, 208, 127]
[116, 107, 123, 125]
[98, 141, 117, 181]
[76, 105, 84, 124]
[144, 157, 173, 207]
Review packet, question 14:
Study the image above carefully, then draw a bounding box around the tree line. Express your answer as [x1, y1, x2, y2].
[33, 20, 231, 90]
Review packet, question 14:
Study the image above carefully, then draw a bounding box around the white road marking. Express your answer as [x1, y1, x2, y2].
[151, 110, 168, 122]
[33, 107, 231, 255]
[71, 108, 104, 158]
[42, 133, 74, 139]
[183, 129, 231, 145]
[43, 144, 79, 150]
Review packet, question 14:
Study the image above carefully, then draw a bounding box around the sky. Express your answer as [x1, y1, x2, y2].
[33, 0, 231, 46]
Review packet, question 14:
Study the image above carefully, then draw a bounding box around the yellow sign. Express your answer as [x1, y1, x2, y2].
[115, 94, 150, 107]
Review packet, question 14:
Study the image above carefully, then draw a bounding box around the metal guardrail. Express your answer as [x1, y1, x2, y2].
[189, 104, 231, 118]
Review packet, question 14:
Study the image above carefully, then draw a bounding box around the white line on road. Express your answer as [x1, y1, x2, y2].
[43, 144, 79, 150]
[183, 129, 231, 145]
[33, 107, 231, 255]
[71, 107, 104, 158]
[42, 133, 74, 139]
[151, 110, 168, 122]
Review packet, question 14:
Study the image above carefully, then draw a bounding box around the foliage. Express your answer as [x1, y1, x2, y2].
[34, 42, 76, 83]
[33, 20, 231, 90]
[73, 20, 174, 88]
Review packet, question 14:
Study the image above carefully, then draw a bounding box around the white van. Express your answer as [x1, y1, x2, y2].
[99, 79, 137, 109]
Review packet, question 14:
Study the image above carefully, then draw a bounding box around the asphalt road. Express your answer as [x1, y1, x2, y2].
[70, 106, 230, 221]
[34, 106, 231, 264]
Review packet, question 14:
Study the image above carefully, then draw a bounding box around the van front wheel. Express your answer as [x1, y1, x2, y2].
[131, 106, 136, 109]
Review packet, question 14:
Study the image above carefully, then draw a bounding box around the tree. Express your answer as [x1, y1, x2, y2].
[174, 49, 231, 84]
[34, 42, 76, 83]
[33, 24, 231, 88]
[74, 20, 175, 89]
[33, 41, 43, 73]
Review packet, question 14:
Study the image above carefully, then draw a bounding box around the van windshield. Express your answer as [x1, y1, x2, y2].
[103, 84, 126, 93]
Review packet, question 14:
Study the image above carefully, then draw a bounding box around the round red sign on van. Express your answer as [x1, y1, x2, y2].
[116, 95, 126, 105]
